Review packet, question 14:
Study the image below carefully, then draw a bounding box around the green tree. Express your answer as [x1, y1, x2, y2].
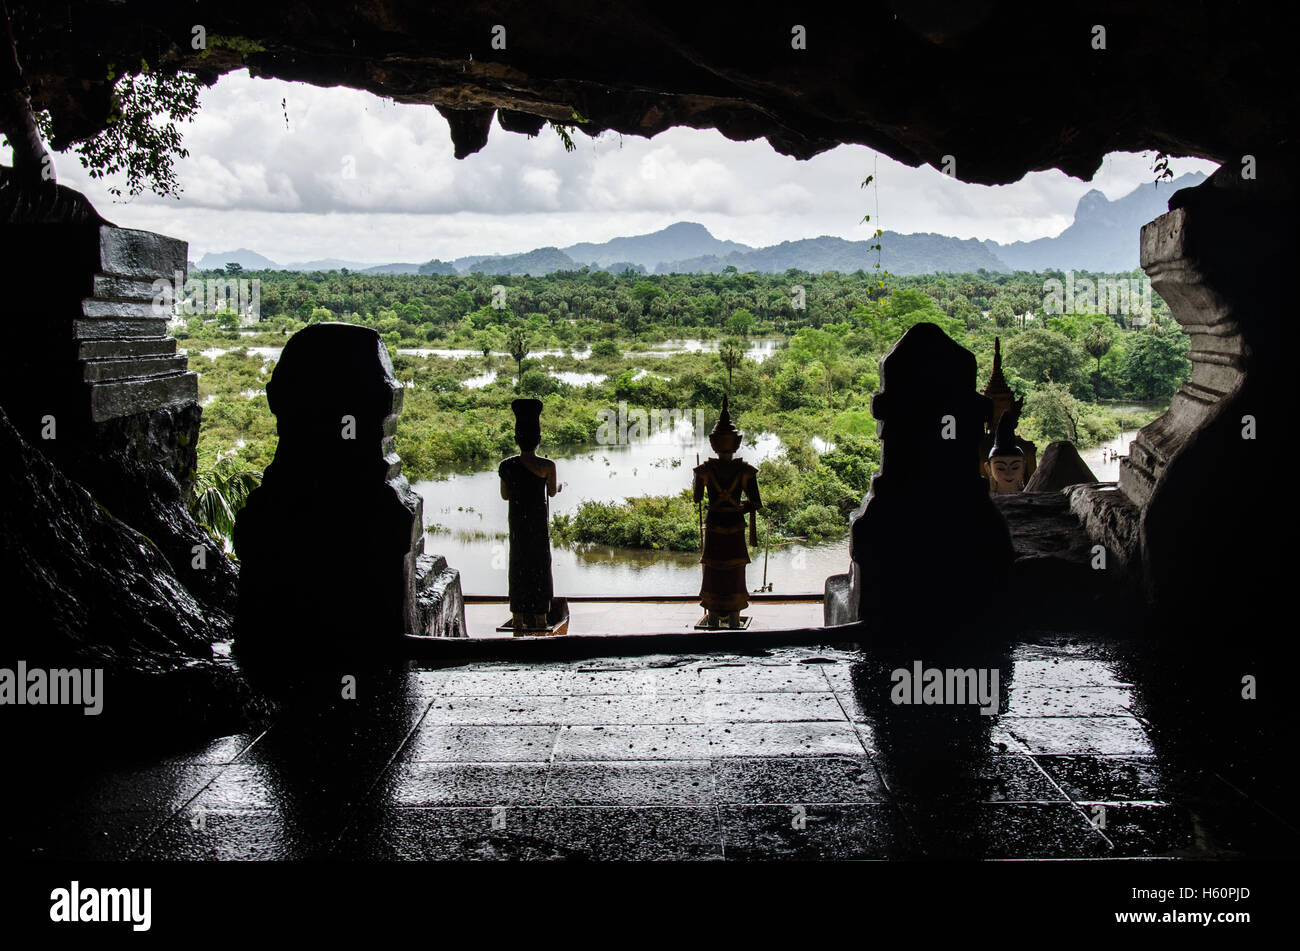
[1123, 329, 1191, 400]
[1003, 328, 1084, 390]
[474, 328, 504, 360]
[34, 63, 202, 199]
[727, 307, 756, 335]
[1025, 381, 1081, 443]
[989, 297, 1015, 329]
[631, 281, 663, 307]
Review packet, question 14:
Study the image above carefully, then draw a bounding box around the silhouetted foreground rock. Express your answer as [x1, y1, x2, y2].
[234, 323, 464, 664]
[0, 408, 260, 745]
[0, 177, 254, 746]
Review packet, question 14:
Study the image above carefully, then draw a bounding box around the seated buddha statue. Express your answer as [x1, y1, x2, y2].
[987, 411, 1027, 494]
[978, 337, 1037, 484]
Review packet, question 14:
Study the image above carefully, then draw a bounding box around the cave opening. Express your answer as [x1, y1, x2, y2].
[1, 2, 1294, 866]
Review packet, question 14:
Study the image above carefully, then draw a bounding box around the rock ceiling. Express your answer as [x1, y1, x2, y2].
[11, 1, 1296, 185]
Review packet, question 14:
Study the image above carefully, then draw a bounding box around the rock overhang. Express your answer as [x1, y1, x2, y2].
[9, 1, 1294, 186]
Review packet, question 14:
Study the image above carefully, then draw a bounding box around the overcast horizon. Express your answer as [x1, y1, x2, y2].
[16, 70, 1218, 265]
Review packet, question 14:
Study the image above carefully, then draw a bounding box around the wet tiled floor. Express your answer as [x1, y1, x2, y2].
[9, 638, 1297, 860]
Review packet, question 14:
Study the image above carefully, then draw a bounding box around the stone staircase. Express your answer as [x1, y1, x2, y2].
[77, 226, 196, 423]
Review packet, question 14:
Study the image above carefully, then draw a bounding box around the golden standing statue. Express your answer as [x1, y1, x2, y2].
[693, 396, 762, 628]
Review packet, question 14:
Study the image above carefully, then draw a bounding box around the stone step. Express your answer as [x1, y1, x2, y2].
[97, 226, 187, 280]
[92, 273, 181, 303]
[73, 318, 169, 340]
[77, 337, 178, 360]
[83, 355, 190, 383]
[88, 371, 197, 423]
[81, 299, 168, 319]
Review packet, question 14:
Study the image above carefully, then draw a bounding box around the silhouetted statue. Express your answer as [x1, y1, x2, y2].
[233, 323, 464, 667]
[693, 396, 762, 628]
[498, 398, 562, 633]
[978, 337, 1036, 484]
[838, 323, 1014, 638]
[986, 412, 1027, 494]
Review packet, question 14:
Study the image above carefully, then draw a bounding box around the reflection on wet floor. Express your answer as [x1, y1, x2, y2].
[8, 638, 1296, 861]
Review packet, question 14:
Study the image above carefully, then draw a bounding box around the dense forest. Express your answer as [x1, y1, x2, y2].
[178, 265, 1188, 552]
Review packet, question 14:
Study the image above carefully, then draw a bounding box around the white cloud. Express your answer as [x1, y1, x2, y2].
[24, 70, 1218, 264]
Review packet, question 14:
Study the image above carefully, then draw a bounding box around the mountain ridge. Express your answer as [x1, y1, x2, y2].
[193, 173, 1206, 276]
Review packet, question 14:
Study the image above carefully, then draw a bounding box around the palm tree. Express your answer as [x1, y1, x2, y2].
[189, 453, 262, 551]
[719, 337, 745, 389]
[1083, 324, 1115, 392]
[506, 325, 531, 389]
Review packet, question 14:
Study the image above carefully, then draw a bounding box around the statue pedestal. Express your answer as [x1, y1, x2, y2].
[497, 597, 570, 636]
[694, 615, 752, 630]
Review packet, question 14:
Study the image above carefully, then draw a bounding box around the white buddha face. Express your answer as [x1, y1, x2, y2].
[989, 454, 1025, 493]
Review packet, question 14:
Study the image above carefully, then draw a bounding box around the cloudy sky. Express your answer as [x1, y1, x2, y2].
[25, 71, 1218, 266]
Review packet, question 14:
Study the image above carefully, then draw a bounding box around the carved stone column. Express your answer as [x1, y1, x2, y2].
[1114, 172, 1290, 632]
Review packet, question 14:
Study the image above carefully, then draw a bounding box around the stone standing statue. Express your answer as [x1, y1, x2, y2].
[498, 398, 560, 631]
[987, 411, 1027, 494]
[693, 396, 762, 629]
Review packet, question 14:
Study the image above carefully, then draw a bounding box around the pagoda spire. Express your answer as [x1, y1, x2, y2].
[983, 336, 1011, 398]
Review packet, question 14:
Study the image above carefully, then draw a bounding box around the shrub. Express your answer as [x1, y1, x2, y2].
[786, 504, 844, 540]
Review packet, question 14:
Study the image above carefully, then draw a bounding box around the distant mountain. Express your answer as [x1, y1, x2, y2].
[195, 248, 280, 270]
[563, 221, 751, 271]
[985, 172, 1206, 271]
[463, 246, 579, 276]
[197, 175, 1206, 279]
[450, 253, 498, 272]
[360, 262, 423, 274]
[659, 232, 1007, 276]
[593, 261, 648, 275]
[193, 250, 395, 272]
[283, 258, 373, 272]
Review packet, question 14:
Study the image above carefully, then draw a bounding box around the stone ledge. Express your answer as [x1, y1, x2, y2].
[93, 273, 174, 302]
[78, 337, 178, 360]
[81, 298, 168, 319]
[89, 372, 198, 423]
[1068, 484, 1141, 582]
[83, 355, 189, 382]
[98, 226, 187, 280]
[73, 317, 169, 340]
